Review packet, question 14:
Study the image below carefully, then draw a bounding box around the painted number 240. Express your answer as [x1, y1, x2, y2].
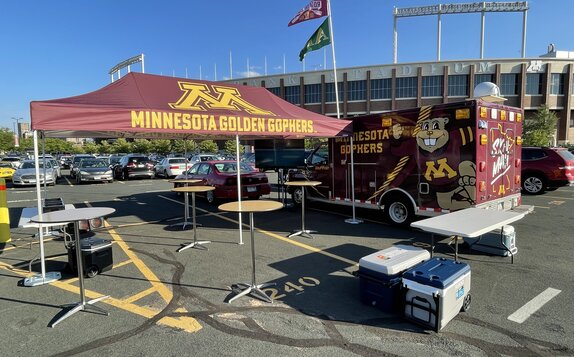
[262, 276, 320, 300]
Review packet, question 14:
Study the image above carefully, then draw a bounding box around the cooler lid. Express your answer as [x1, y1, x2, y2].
[402, 257, 470, 289]
[359, 245, 430, 275]
[79, 237, 112, 252]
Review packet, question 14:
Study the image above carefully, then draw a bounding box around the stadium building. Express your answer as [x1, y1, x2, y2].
[225, 45, 574, 145]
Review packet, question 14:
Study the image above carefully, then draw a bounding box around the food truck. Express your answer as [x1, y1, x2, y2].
[288, 99, 527, 226]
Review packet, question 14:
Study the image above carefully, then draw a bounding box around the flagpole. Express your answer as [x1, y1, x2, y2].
[326, 1, 340, 120]
[326, 0, 361, 225]
[230, 51, 233, 79]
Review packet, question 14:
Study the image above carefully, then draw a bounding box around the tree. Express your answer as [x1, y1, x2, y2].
[111, 138, 132, 153]
[83, 142, 99, 154]
[0, 128, 15, 152]
[132, 139, 152, 154]
[198, 140, 218, 153]
[223, 140, 244, 155]
[523, 104, 558, 147]
[172, 139, 198, 155]
[151, 139, 172, 155]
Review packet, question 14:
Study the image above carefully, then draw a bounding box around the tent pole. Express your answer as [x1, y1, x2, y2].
[345, 136, 362, 224]
[236, 135, 244, 245]
[23, 130, 61, 287]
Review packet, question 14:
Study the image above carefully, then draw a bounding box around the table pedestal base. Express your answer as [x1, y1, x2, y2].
[288, 229, 315, 239]
[229, 282, 275, 304]
[177, 240, 211, 252]
[50, 295, 109, 328]
[23, 271, 61, 287]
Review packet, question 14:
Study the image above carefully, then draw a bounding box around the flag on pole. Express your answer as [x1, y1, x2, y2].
[288, 0, 328, 27]
[299, 18, 330, 61]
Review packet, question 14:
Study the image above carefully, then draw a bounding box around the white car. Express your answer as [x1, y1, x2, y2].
[188, 154, 218, 165]
[12, 159, 56, 186]
[154, 157, 189, 178]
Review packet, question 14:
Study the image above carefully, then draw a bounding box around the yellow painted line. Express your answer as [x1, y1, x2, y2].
[159, 195, 360, 267]
[533, 205, 550, 209]
[122, 286, 158, 304]
[113, 259, 133, 269]
[0, 236, 55, 253]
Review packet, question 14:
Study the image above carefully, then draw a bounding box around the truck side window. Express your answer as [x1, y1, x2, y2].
[309, 145, 329, 165]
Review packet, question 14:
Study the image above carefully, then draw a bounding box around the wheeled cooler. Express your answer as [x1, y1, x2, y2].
[358, 245, 430, 312]
[464, 225, 517, 257]
[402, 257, 471, 331]
[67, 237, 113, 278]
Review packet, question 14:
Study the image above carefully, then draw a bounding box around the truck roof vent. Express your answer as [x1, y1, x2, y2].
[471, 82, 507, 103]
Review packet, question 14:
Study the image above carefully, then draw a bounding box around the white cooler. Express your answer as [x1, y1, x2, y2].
[358, 245, 430, 312]
[464, 225, 517, 257]
[402, 257, 471, 331]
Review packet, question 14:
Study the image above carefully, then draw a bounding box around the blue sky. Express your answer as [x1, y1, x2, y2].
[0, 0, 571, 131]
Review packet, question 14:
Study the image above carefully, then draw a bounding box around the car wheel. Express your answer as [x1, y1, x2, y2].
[383, 194, 414, 227]
[164, 170, 169, 178]
[122, 170, 128, 181]
[206, 190, 216, 204]
[76, 176, 81, 185]
[86, 265, 99, 278]
[522, 174, 545, 195]
[291, 187, 304, 206]
[461, 294, 471, 312]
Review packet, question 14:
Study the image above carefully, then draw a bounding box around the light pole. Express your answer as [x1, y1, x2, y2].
[11, 117, 22, 148]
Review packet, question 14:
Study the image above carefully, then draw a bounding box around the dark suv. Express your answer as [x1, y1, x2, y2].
[521, 147, 574, 194]
[113, 154, 155, 180]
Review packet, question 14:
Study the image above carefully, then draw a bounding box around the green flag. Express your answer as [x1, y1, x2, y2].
[299, 17, 330, 61]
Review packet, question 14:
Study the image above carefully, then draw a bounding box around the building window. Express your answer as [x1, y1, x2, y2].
[500, 74, 519, 95]
[422, 75, 443, 97]
[526, 73, 542, 95]
[267, 87, 281, 97]
[325, 82, 343, 103]
[475, 73, 494, 85]
[304, 84, 321, 104]
[370, 78, 391, 99]
[284, 85, 301, 104]
[347, 80, 366, 101]
[550, 73, 564, 95]
[448, 75, 468, 97]
[396, 77, 417, 98]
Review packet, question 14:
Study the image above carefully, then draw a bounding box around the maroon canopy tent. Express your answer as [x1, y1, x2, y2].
[30, 72, 351, 139]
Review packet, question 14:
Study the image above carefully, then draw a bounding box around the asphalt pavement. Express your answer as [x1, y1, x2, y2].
[1, 172, 573, 356]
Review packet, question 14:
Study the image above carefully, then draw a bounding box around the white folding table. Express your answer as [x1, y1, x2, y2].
[411, 207, 526, 263]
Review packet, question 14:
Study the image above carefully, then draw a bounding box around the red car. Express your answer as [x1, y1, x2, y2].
[521, 147, 574, 194]
[173, 160, 271, 203]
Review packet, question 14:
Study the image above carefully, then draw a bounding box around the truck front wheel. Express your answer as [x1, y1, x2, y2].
[383, 195, 414, 227]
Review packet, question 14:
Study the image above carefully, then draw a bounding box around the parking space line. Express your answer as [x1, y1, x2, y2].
[113, 259, 134, 269]
[122, 286, 158, 304]
[508, 287, 561, 323]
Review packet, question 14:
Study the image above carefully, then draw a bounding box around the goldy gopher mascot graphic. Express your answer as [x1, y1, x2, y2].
[391, 114, 476, 211]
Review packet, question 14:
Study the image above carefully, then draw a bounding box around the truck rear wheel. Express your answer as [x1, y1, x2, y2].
[383, 195, 414, 227]
[291, 187, 304, 206]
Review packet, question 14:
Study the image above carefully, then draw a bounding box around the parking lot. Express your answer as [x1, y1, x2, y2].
[1, 173, 573, 356]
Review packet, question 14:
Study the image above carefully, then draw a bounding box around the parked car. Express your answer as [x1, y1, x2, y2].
[75, 158, 114, 184]
[69, 154, 96, 178]
[188, 154, 219, 164]
[521, 147, 574, 194]
[59, 155, 72, 168]
[12, 159, 56, 186]
[46, 158, 62, 179]
[1, 156, 22, 169]
[173, 160, 271, 203]
[114, 154, 155, 180]
[108, 155, 123, 169]
[0, 162, 15, 180]
[154, 157, 189, 178]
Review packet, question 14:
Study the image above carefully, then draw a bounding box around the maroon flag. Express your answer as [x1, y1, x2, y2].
[288, 0, 328, 27]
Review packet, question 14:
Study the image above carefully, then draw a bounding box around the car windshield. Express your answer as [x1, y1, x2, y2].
[169, 158, 187, 164]
[20, 161, 51, 169]
[214, 162, 254, 173]
[0, 163, 12, 168]
[80, 159, 108, 168]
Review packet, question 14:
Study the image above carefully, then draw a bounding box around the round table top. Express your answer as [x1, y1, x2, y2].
[284, 180, 321, 187]
[168, 178, 201, 184]
[218, 200, 283, 213]
[171, 185, 215, 193]
[30, 207, 115, 224]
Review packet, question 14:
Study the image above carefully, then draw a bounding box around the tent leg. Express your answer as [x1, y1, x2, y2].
[345, 136, 362, 225]
[24, 130, 61, 287]
[236, 135, 244, 245]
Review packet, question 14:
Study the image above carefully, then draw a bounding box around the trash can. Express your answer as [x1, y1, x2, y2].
[402, 257, 471, 331]
[357, 245, 430, 312]
[67, 236, 113, 278]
